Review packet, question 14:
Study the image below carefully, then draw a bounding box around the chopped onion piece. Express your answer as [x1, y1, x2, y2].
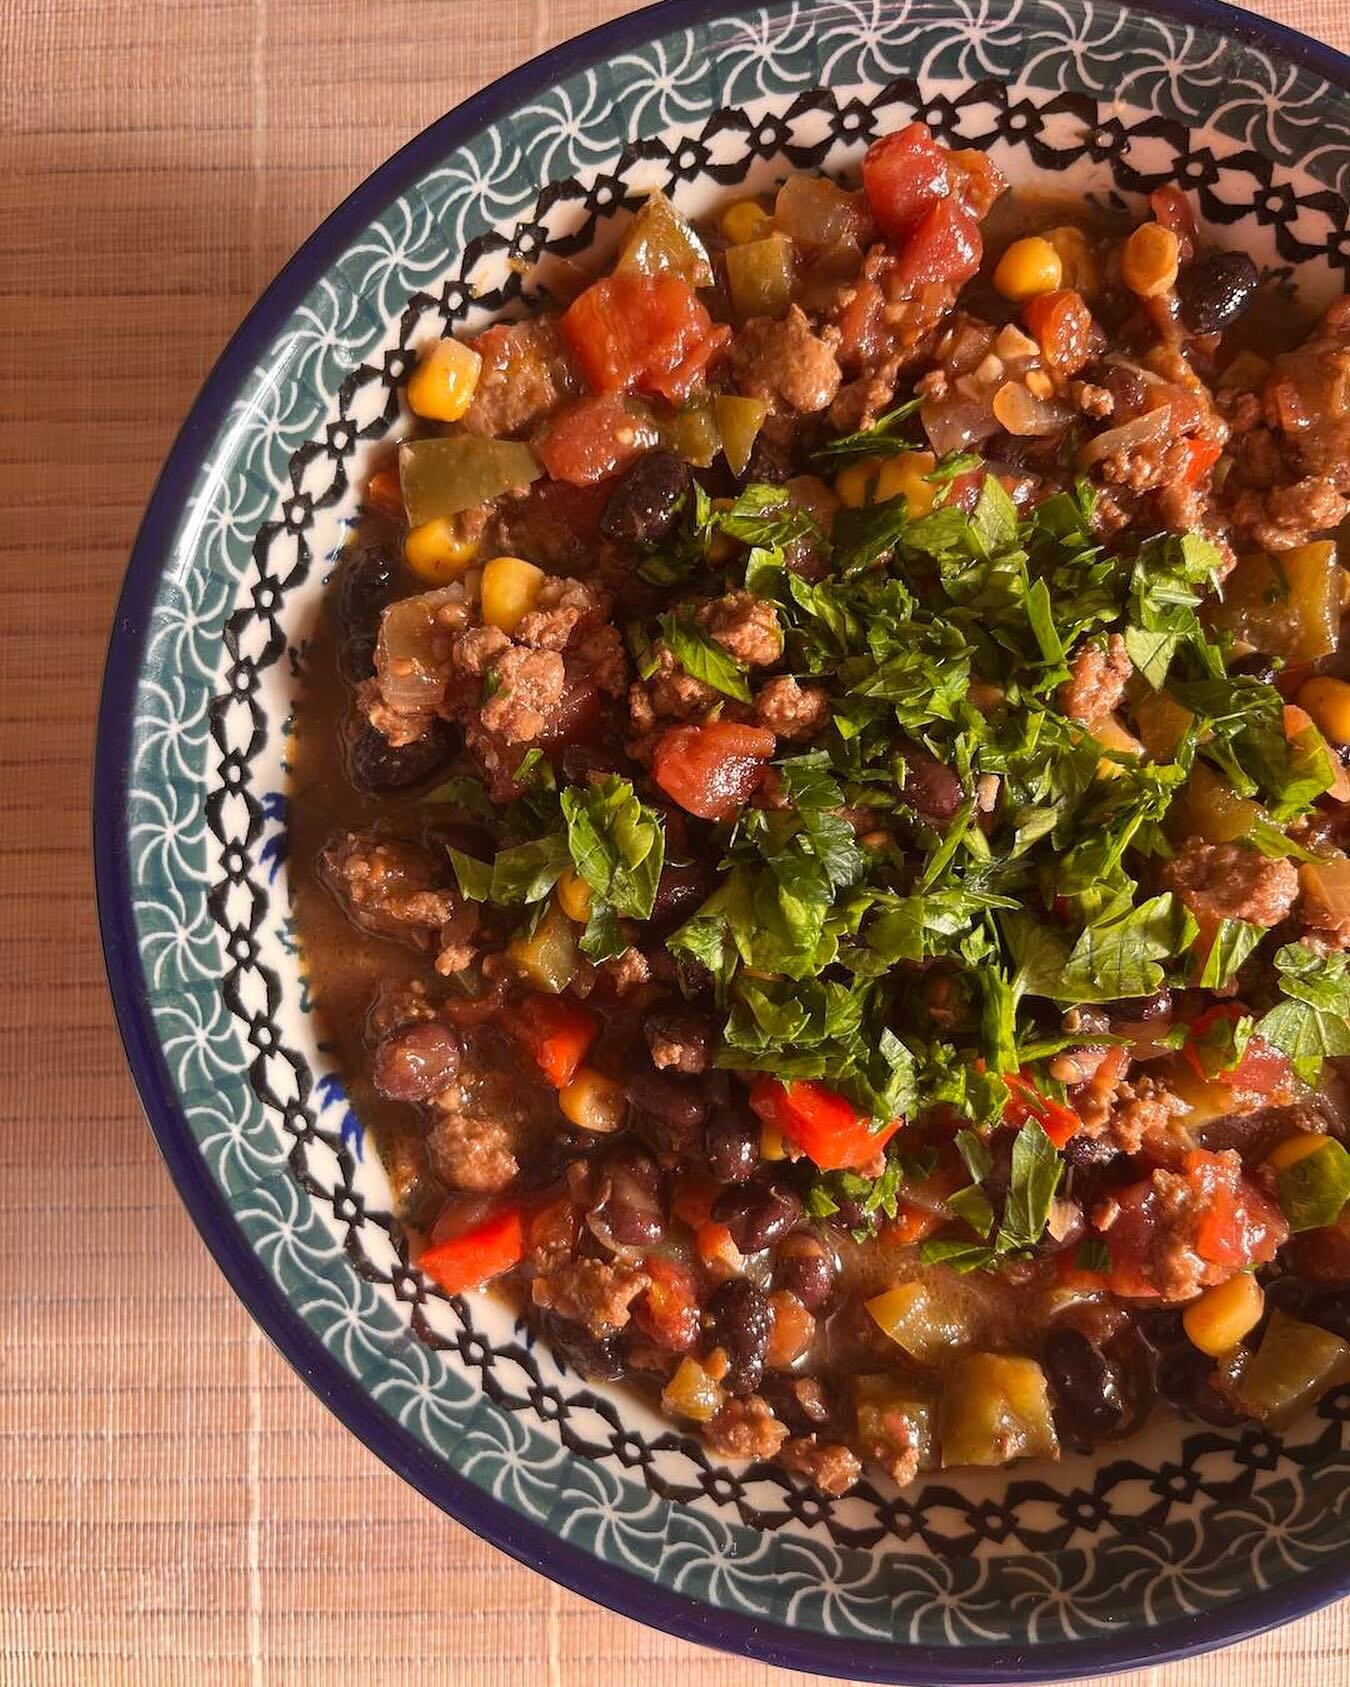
[376, 587, 462, 709]
[1077, 404, 1171, 468]
[991, 381, 1075, 437]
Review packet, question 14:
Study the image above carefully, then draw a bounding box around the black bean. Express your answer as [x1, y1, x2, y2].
[1062, 1133, 1124, 1174]
[713, 1179, 802, 1254]
[896, 740, 963, 830]
[772, 1232, 837, 1312]
[825, 1192, 870, 1233]
[1178, 250, 1259, 335]
[1154, 1342, 1241, 1426]
[1304, 1286, 1350, 1341]
[537, 1311, 627, 1382]
[599, 451, 690, 545]
[371, 1020, 461, 1103]
[337, 542, 397, 683]
[588, 1147, 666, 1250]
[1108, 988, 1172, 1023]
[1044, 1327, 1130, 1439]
[650, 863, 709, 927]
[343, 716, 452, 793]
[710, 1278, 770, 1396]
[1263, 1271, 1315, 1318]
[704, 1107, 761, 1185]
[742, 432, 799, 486]
[761, 1373, 834, 1434]
[1229, 653, 1281, 687]
[626, 1068, 708, 1136]
[644, 1006, 713, 1075]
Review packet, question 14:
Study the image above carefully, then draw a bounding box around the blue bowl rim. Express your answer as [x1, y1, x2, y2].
[93, 0, 1350, 1677]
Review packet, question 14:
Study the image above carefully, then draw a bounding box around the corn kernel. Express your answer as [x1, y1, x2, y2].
[874, 450, 938, 519]
[403, 516, 481, 583]
[720, 199, 772, 245]
[406, 337, 483, 422]
[835, 457, 882, 509]
[558, 1067, 627, 1134]
[1297, 676, 1350, 746]
[993, 236, 1064, 303]
[1095, 715, 1144, 780]
[1267, 1132, 1332, 1173]
[759, 1122, 786, 1161]
[1122, 222, 1180, 299]
[1042, 225, 1098, 296]
[481, 554, 545, 634]
[556, 867, 594, 924]
[1183, 1273, 1264, 1357]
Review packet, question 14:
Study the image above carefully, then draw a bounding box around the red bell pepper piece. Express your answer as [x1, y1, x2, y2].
[749, 1076, 901, 1173]
[650, 721, 775, 821]
[1179, 434, 1222, 487]
[417, 1205, 528, 1295]
[861, 121, 953, 245]
[1002, 1070, 1081, 1148]
[505, 992, 597, 1089]
[559, 271, 728, 404]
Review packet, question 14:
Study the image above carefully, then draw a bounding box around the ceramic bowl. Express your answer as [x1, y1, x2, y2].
[95, 1, 1350, 1678]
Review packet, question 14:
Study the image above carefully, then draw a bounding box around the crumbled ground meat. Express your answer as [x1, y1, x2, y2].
[729, 305, 842, 415]
[701, 1394, 790, 1461]
[779, 1436, 862, 1496]
[515, 575, 610, 651]
[602, 946, 651, 995]
[854, 1413, 921, 1487]
[1161, 839, 1300, 929]
[1080, 1073, 1191, 1155]
[319, 833, 458, 948]
[628, 644, 719, 748]
[644, 1008, 713, 1074]
[460, 318, 578, 438]
[1071, 379, 1114, 419]
[479, 645, 566, 742]
[1232, 473, 1350, 552]
[357, 676, 437, 748]
[426, 1102, 519, 1193]
[1059, 633, 1131, 726]
[531, 1257, 650, 1338]
[434, 899, 483, 976]
[697, 591, 783, 666]
[365, 979, 439, 1040]
[754, 675, 830, 740]
[572, 624, 628, 697]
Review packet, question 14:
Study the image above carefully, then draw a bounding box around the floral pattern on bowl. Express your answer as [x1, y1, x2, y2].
[96, 2, 1350, 1678]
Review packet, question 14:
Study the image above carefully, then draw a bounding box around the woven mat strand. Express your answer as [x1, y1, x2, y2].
[2, 1, 1348, 1681]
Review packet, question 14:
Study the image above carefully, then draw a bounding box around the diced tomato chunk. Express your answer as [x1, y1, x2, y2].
[1002, 1070, 1081, 1148]
[1183, 1004, 1292, 1098]
[834, 277, 886, 372]
[635, 1255, 701, 1351]
[862, 122, 953, 245]
[1179, 434, 1223, 486]
[417, 1205, 527, 1295]
[650, 722, 775, 821]
[1095, 1150, 1287, 1299]
[749, 1076, 900, 1173]
[1022, 289, 1098, 376]
[894, 197, 983, 290]
[534, 393, 658, 486]
[559, 272, 729, 404]
[505, 992, 597, 1088]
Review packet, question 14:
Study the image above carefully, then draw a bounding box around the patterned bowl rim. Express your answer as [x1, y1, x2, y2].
[94, 0, 1350, 1678]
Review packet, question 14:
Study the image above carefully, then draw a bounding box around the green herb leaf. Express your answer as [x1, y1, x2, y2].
[561, 776, 665, 921]
[1198, 918, 1265, 989]
[1257, 944, 1350, 1083]
[809, 397, 924, 468]
[997, 1119, 1064, 1251]
[659, 612, 754, 702]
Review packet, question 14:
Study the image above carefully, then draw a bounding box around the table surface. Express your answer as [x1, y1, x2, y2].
[5, 0, 1350, 1681]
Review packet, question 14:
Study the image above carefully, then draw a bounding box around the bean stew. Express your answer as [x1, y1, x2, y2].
[291, 121, 1350, 1494]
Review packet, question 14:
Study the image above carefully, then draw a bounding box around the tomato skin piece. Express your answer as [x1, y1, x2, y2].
[650, 722, 775, 821]
[1002, 1070, 1081, 1148]
[417, 1206, 528, 1295]
[749, 1076, 901, 1173]
[894, 197, 983, 290]
[535, 393, 657, 486]
[862, 122, 953, 245]
[559, 272, 728, 404]
[505, 993, 597, 1088]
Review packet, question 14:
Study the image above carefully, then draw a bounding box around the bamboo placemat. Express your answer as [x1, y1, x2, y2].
[3, 1, 1350, 1681]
